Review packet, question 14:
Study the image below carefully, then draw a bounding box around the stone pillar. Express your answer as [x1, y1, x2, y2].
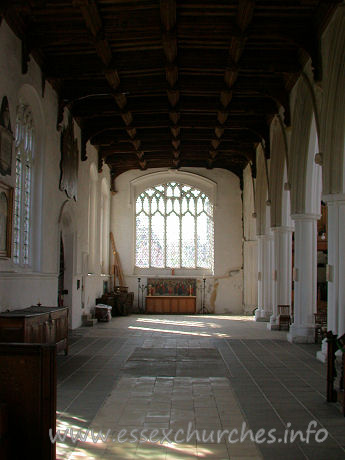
[255, 236, 264, 320]
[255, 234, 272, 321]
[268, 227, 293, 330]
[288, 214, 318, 343]
[317, 195, 345, 362]
[264, 234, 274, 320]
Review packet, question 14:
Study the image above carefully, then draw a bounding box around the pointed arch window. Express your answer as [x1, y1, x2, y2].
[135, 182, 214, 270]
[13, 104, 34, 265]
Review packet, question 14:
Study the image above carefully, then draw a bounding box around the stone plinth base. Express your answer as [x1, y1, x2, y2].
[287, 324, 315, 343]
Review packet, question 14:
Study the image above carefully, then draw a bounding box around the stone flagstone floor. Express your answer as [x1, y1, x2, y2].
[55, 315, 345, 460]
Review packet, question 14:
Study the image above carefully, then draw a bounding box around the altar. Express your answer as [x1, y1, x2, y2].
[146, 296, 196, 314]
[145, 278, 197, 314]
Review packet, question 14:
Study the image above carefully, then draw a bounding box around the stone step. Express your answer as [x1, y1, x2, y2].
[81, 314, 97, 327]
[85, 318, 98, 327]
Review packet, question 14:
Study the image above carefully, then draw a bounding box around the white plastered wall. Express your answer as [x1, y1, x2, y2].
[0, 20, 111, 327]
[111, 167, 244, 314]
[242, 164, 257, 314]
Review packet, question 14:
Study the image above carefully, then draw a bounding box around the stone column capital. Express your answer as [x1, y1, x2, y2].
[270, 226, 294, 234]
[256, 233, 273, 241]
[291, 213, 320, 222]
[322, 193, 345, 203]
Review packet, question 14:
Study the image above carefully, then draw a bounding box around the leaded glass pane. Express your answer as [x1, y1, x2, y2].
[151, 196, 158, 214]
[143, 196, 150, 214]
[173, 186, 180, 197]
[196, 196, 203, 215]
[173, 199, 180, 214]
[136, 213, 149, 267]
[151, 213, 164, 267]
[181, 196, 188, 214]
[166, 213, 180, 267]
[197, 213, 209, 268]
[23, 164, 31, 264]
[204, 196, 212, 216]
[181, 213, 195, 267]
[136, 196, 142, 213]
[13, 159, 21, 264]
[188, 198, 195, 215]
[158, 197, 165, 213]
[14, 104, 34, 266]
[166, 198, 173, 214]
[135, 181, 214, 270]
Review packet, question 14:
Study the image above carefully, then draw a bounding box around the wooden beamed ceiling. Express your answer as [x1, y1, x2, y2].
[2, 0, 340, 181]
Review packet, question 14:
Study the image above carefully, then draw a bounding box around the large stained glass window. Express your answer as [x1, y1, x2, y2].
[13, 104, 34, 265]
[135, 182, 214, 270]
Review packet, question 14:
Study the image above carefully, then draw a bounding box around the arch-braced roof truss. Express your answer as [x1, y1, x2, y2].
[2, 0, 340, 183]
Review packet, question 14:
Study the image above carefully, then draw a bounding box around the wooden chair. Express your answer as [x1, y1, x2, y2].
[314, 312, 327, 343]
[277, 305, 291, 330]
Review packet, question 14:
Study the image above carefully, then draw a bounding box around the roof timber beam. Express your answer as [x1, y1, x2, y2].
[106, 160, 246, 183]
[208, 0, 256, 169]
[160, 0, 181, 169]
[72, 0, 146, 168]
[67, 91, 277, 118]
[84, 117, 268, 138]
[101, 146, 256, 158]
[57, 75, 290, 104]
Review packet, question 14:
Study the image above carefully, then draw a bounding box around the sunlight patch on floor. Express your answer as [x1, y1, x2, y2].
[128, 325, 231, 338]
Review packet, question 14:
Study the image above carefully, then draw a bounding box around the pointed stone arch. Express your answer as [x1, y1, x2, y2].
[289, 76, 321, 215]
[269, 115, 290, 228]
[320, 6, 345, 195]
[256, 145, 269, 236]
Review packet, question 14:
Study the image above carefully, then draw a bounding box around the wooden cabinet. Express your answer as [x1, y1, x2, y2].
[146, 296, 196, 314]
[96, 292, 134, 316]
[0, 306, 69, 355]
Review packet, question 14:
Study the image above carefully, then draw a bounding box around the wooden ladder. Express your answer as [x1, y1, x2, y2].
[110, 232, 125, 288]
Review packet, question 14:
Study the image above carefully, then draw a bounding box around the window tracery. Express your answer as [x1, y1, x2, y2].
[135, 182, 214, 270]
[13, 104, 34, 265]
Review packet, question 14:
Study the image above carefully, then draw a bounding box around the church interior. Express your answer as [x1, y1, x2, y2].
[0, 1, 344, 459]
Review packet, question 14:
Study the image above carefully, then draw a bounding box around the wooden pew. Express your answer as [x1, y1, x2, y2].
[277, 305, 291, 330]
[326, 332, 345, 416]
[0, 343, 56, 459]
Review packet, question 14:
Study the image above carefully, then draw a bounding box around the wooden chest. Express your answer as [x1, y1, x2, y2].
[0, 306, 69, 355]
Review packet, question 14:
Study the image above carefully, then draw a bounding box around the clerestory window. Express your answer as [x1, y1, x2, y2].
[135, 182, 214, 270]
[13, 104, 34, 265]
